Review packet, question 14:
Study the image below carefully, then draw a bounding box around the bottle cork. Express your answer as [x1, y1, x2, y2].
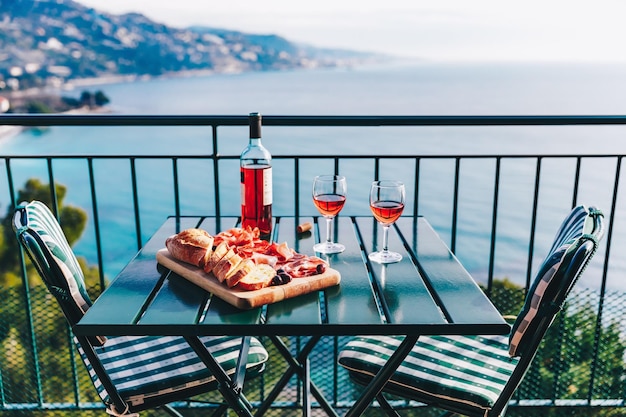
[297, 222, 312, 234]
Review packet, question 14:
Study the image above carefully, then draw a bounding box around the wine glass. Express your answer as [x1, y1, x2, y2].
[312, 175, 347, 254]
[369, 180, 405, 263]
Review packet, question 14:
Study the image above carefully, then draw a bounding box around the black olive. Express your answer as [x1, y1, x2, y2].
[270, 275, 282, 286]
[279, 272, 292, 284]
[316, 264, 326, 274]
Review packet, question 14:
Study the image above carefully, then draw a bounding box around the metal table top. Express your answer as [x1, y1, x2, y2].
[74, 216, 510, 338]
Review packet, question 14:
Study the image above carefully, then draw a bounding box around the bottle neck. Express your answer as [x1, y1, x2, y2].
[249, 137, 262, 145]
[249, 112, 262, 138]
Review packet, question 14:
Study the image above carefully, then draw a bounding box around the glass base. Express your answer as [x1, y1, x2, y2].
[314, 241, 345, 254]
[368, 250, 402, 264]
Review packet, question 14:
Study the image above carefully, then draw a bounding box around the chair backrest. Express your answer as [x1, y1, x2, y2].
[508, 205, 604, 357]
[13, 200, 106, 346]
[492, 205, 604, 415]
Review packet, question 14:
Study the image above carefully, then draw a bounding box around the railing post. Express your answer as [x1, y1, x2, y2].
[87, 158, 106, 292]
[212, 124, 221, 219]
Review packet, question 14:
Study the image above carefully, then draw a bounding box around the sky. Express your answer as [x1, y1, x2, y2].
[76, 0, 626, 62]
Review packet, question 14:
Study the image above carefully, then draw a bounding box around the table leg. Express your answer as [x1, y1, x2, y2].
[376, 394, 403, 417]
[344, 335, 419, 417]
[255, 335, 339, 417]
[184, 336, 253, 417]
[303, 356, 311, 417]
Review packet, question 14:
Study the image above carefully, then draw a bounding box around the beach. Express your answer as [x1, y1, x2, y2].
[0, 125, 23, 141]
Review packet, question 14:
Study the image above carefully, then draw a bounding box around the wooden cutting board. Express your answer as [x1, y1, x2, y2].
[156, 248, 341, 310]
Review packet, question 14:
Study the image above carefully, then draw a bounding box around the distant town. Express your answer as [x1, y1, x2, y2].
[0, 0, 378, 114]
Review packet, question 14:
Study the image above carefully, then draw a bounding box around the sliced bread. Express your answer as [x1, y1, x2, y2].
[236, 264, 277, 291]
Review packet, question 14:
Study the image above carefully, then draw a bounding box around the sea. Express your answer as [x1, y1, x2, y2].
[2, 59, 626, 291]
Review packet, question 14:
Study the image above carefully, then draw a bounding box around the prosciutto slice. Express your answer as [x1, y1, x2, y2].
[278, 254, 327, 278]
[212, 226, 327, 278]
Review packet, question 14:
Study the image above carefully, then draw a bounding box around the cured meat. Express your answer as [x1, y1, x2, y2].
[250, 252, 279, 267]
[212, 227, 328, 279]
[166, 226, 329, 291]
[279, 255, 327, 278]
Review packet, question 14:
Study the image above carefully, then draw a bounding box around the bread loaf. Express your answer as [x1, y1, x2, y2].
[165, 228, 214, 267]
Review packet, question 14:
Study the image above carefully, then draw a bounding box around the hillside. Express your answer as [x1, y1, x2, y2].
[0, 0, 377, 91]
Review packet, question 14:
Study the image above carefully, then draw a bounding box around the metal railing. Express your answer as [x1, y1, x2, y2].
[1, 114, 625, 416]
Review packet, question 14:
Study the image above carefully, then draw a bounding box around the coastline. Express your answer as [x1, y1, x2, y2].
[0, 66, 307, 144]
[0, 125, 23, 141]
[0, 105, 111, 142]
[0, 69, 233, 143]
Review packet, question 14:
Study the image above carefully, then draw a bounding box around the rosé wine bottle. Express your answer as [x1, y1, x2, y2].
[240, 112, 272, 235]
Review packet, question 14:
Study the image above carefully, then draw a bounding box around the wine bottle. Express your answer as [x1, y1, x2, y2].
[240, 112, 272, 234]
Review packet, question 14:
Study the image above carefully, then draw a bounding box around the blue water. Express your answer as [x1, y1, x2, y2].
[2, 60, 626, 290]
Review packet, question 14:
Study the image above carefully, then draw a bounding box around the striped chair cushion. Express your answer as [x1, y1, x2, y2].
[77, 334, 269, 406]
[338, 334, 518, 413]
[19, 201, 93, 313]
[15, 201, 107, 346]
[508, 205, 600, 357]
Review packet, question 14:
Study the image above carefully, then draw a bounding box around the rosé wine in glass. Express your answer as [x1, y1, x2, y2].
[313, 175, 347, 254]
[369, 180, 405, 263]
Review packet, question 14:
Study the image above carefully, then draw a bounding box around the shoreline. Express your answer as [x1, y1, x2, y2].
[0, 125, 23, 141]
[0, 105, 112, 142]
[7, 59, 385, 96]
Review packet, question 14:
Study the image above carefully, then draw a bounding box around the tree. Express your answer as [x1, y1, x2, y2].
[0, 178, 87, 285]
[79, 90, 94, 107]
[26, 100, 53, 113]
[78, 90, 110, 108]
[94, 90, 110, 106]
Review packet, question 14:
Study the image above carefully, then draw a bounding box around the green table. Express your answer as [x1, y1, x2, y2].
[75, 216, 510, 417]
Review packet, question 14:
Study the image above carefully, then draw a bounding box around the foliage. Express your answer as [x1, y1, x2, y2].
[94, 90, 110, 106]
[26, 100, 53, 114]
[9, 90, 111, 113]
[486, 277, 526, 319]
[0, 178, 87, 279]
[74, 90, 111, 108]
[0, 179, 105, 410]
[61, 96, 81, 107]
[487, 278, 626, 413]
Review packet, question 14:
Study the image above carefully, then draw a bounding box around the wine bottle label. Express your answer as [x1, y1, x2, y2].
[263, 167, 272, 205]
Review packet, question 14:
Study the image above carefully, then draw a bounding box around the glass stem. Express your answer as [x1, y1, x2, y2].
[326, 217, 333, 244]
[382, 225, 390, 253]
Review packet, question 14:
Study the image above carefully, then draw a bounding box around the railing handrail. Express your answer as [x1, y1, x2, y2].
[2, 114, 626, 126]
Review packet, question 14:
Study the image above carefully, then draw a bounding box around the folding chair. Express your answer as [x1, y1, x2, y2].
[13, 200, 269, 417]
[338, 205, 604, 417]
